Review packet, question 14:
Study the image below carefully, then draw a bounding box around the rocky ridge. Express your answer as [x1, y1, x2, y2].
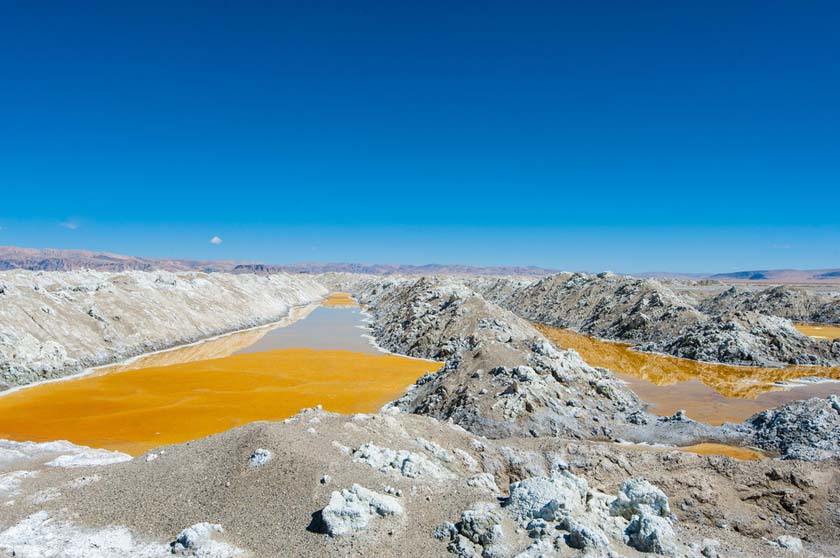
[349, 276, 652, 441]
[333, 275, 839, 459]
[466, 273, 705, 344]
[700, 285, 840, 325]
[465, 273, 840, 367]
[639, 311, 840, 367]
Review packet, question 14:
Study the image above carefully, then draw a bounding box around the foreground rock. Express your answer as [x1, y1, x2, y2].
[320, 484, 404, 536]
[1, 411, 837, 557]
[0, 270, 327, 387]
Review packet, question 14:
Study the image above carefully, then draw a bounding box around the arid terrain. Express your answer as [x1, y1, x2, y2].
[0, 265, 838, 557]
[4, 0, 838, 556]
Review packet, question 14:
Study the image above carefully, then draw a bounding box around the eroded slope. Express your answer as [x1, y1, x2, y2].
[0, 270, 327, 387]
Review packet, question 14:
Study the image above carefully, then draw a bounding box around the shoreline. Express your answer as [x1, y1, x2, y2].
[0, 300, 324, 398]
[357, 306, 443, 364]
[0, 303, 441, 455]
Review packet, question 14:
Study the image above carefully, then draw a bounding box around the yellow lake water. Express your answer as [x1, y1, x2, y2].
[0, 294, 439, 455]
[620, 442, 765, 461]
[795, 322, 840, 341]
[321, 292, 358, 307]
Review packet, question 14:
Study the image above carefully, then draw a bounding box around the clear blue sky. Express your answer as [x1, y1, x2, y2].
[1, 1, 838, 272]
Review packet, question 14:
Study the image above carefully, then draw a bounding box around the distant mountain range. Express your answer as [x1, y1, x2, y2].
[0, 246, 244, 273]
[709, 269, 840, 283]
[231, 262, 560, 276]
[602, 270, 840, 284]
[1, 246, 837, 283]
[0, 246, 559, 277]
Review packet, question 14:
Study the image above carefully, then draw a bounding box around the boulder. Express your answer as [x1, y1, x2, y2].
[458, 503, 504, 547]
[772, 535, 803, 553]
[625, 513, 676, 554]
[170, 522, 241, 557]
[353, 442, 455, 480]
[504, 471, 587, 522]
[466, 473, 500, 494]
[321, 484, 403, 536]
[247, 448, 272, 467]
[565, 520, 610, 551]
[610, 478, 670, 519]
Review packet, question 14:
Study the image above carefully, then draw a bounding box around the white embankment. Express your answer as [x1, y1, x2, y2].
[0, 270, 328, 388]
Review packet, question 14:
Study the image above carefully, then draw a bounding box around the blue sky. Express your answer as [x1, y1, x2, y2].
[1, 1, 838, 272]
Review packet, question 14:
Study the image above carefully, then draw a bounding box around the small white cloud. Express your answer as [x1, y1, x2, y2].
[210, 236, 223, 245]
[60, 221, 78, 230]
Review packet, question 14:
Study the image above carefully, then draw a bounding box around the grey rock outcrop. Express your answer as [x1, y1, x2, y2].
[455, 503, 505, 548]
[701, 285, 840, 325]
[248, 449, 273, 467]
[170, 522, 240, 556]
[438, 466, 684, 557]
[609, 478, 671, 520]
[638, 311, 839, 367]
[345, 276, 645, 440]
[741, 395, 840, 460]
[610, 478, 676, 554]
[352, 442, 456, 480]
[504, 472, 588, 522]
[625, 513, 677, 554]
[772, 535, 804, 553]
[566, 520, 610, 551]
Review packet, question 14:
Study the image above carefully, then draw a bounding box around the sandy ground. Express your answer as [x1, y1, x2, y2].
[1, 411, 838, 557]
